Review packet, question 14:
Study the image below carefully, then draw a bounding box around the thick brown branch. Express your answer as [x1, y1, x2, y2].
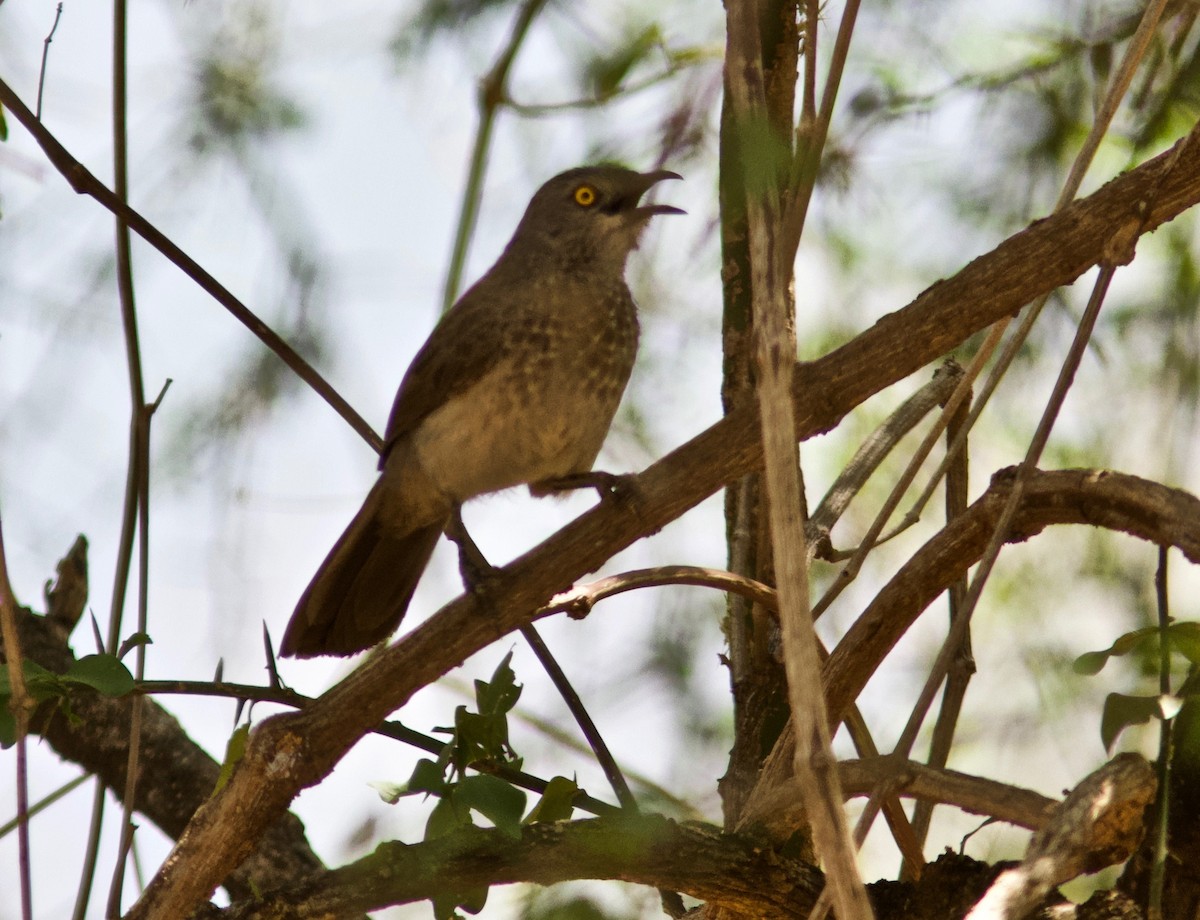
[220, 815, 823, 919]
[124, 126, 1200, 920]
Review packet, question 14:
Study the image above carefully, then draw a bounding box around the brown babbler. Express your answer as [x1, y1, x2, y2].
[281, 165, 682, 657]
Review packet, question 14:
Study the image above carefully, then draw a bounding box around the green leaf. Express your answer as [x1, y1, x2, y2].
[64, 655, 135, 696]
[454, 774, 526, 839]
[455, 708, 512, 766]
[1166, 622, 1200, 664]
[585, 24, 661, 97]
[426, 793, 469, 840]
[1101, 692, 1161, 752]
[432, 885, 488, 920]
[214, 723, 250, 794]
[1073, 626, 1158, 675]
[0, 703, 14, 749]
[405, 758, 448, 796]
[0, 660, 54, 696]
[525, 775, 579, 824]
[475, 651, 521, 715]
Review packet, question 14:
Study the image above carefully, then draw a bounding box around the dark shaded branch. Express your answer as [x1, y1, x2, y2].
[220, 815, 824, 919]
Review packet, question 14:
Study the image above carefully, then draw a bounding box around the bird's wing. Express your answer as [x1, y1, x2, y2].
[380, 276, 519, 467]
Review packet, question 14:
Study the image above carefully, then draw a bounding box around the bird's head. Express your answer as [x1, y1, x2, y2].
[507, 165, 684, 272]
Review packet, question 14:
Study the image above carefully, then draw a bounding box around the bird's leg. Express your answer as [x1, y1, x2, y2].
[445, 505, 497, 600]
[533, 470, 632, 501]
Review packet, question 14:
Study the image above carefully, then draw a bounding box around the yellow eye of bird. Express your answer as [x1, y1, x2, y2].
[573, 185, 597, 207]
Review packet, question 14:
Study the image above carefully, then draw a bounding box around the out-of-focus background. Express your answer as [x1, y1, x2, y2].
[2, 0, 1198, 916]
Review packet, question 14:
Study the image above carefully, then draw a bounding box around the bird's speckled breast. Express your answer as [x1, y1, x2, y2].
[407, 274, 639, 503]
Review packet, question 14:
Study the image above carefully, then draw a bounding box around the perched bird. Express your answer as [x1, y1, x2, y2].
[281, 165, 683, 657]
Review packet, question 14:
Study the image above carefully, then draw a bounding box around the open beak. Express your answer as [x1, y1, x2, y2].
[631, 170, 685, 218]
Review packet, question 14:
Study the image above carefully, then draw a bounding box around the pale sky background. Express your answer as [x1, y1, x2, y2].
[2, 0, 1193, 917]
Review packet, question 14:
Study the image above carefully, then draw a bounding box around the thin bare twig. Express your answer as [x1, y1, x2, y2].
[811, 328, 1001, 619]
[854, 263, 1120, 857]
[441, 0, 549, 311]
[0, 519, 34, 920]
[35, 3, 63, 120]
[519, 624, 636, 810]
[902, 386, 973, 878]
[109, 381, 170, 918]
[0, 77, 381, 453]
[782, 0, 861, 257]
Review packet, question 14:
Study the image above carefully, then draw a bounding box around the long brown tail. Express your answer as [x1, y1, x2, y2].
[281, 487, 444, 658]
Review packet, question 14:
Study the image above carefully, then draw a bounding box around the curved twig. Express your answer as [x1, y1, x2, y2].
[823, 468, 1200, 726]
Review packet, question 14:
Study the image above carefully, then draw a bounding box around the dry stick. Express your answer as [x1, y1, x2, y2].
[0, 521, 34, 920]
[521, 625, 686, 919]
[782, 0, 861, 257]
[108, 383, 170, 918]
[813, 2, 1181, 863]
[746, 755, 1059, 840]
[34, 2, 63, 120]
[801, 0, 818, 123]
[851, 263, 1121, 861]
[100, 4, 149, 913]
[901, 388, 972, 878]
[518, 624, 635, 811]
[818, 0, 1175, 620]
[725, 0, 872, 916]
[0, 77, 381, 453]
[806, 367, 974, 902]
[808, 360, 963, 548]
[811, 330, 1001, 620]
